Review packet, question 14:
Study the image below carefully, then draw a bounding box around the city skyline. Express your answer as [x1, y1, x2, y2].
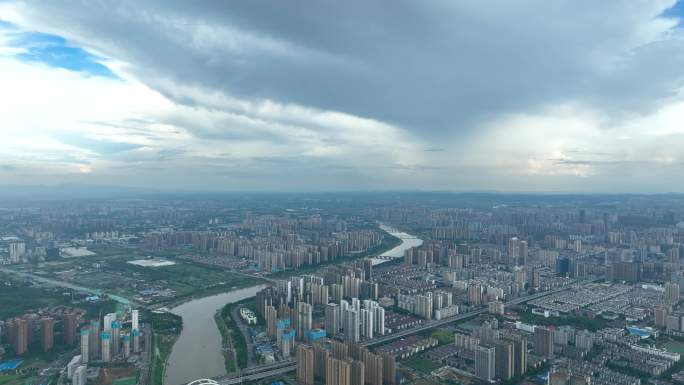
[2, 1, 684, 192]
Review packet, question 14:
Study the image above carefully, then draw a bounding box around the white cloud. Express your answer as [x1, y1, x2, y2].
[2, 1, 684, 192]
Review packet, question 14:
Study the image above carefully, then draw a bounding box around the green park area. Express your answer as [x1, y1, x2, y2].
[149, 311, 183, 385]
[216, 300, 252, 372]
[430, 329, 455, 345]
[0, 374, 30, 385]
[17, 251, 265, 304]
[663, 340, 684, 354]
[0, 273, 70, 319]
[401, 356, 442, 374]
[103, 259, 265, 302]
[519, 310, 607, 332]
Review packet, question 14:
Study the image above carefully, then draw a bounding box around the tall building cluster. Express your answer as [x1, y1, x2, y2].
[296, 341, 396, 385]
[143, 215, 384, 272]
[1, 308, 83, 355]
[455, 321, 529, 382]
[79, 309, 142, 363]
[256, 263, 386, 352]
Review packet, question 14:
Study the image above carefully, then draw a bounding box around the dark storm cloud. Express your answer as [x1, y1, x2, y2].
[10, 0, 684, 138]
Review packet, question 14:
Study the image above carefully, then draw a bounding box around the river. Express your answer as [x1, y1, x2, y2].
[164, 224, 421, 384]
[164, 285, 268, 385]
[369, 224, 424, 266]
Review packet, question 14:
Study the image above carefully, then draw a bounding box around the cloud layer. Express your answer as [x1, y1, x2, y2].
[1, 1, 684, 192]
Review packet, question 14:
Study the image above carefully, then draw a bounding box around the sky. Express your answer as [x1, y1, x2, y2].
[1, 1, 684, 193]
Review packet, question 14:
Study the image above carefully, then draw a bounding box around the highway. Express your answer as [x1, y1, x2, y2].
[205, 280, 596, 385]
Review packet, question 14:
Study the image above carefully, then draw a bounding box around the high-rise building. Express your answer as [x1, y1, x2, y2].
[101, 332, 111, 362]
[382, 353, 396, 385]
[375, 306, 385, 336]
[63, 313, 78, 345]
[351, 359, 365, 385]
[7, 318, 28, 355]
[80, 327, 90, 363]
[665, 282, 680, 303]
[89, 320, 100, 360]
[325, 356, 351, 385]
[531, 269, 541, 288]
[535, 327, 554, 358]
[362, 259, 373, 281]
[508, 237, 528, 266]
[131, 309, 139, 331]
[325, 303, 340, 336]
[280, 329, 296, 358]
[343, 309, 360, 343]
[504, 335, 527, 377]
[278, 279, 293, 304]
[360, 308, 374, 339]
[607, 261, 641, 283]
[266, 305, 278, 337]
[41, 318, 55, 352]
[122, 334, 131, 358]
[296, 345, 314, 385]
[296, 302, 313, 341]
[67, 355, 82, 379]
[575, 330, 594, 351]
[363, 351, 383, 385]
[488, 301, 505, 315]
[312, 343, 329, 381]
[331, 340, 349, 360]
[655, 306, 669, 328]
[103, 313, 116, 332]
[467, 284, 484, 306]
[111, 322, 121, 356]
[132, 329, 141, 353]
[415, 293, 433, 319]
[475, 345, 496, 382]
[9, 242, 26, 263]
[495, 340, 514, 380]
[72, 364, 87, 385]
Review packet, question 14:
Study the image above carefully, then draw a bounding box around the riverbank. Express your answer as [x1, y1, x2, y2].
[159, 275, 268, 309]
[149, 312, 182, 385]
[214, 299, 252, 373]
[214, 310, 238, 373]
[267, 233, 401, 279]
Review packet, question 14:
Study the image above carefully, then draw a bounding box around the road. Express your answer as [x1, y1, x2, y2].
[207, 279, 598, 385]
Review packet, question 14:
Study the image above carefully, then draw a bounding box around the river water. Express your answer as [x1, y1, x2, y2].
[164, 285, 268, 385]
[369, 224, 424, 265]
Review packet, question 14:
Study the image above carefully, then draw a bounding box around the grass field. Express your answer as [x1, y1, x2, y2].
[664, 340, 684, 354]
[150, 312, 182, 385]
[104, 259, 264, 298]
[401, 356, 442, 374]
[0, 281, 69, 319]
[215, 311, 237, 373]
[22, 254, 265, 305]
[0, 374, 29, 385]
[430, 329, 455, 345]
